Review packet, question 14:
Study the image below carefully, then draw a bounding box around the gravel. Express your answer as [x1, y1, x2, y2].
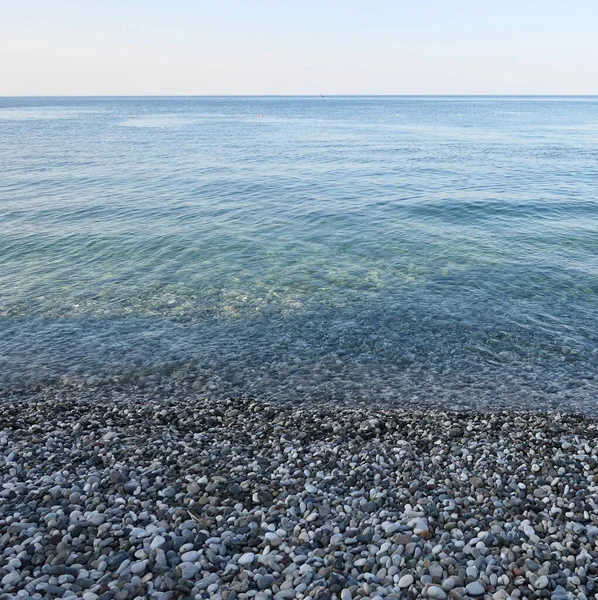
[2, 386, 598, 599]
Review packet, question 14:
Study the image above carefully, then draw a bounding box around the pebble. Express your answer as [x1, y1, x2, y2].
[465, 581, 486, 596]
[130, 560, 146, 574]
[256, 574, 275, 589]
[180, 550, 200, 562]
[534, 574, 549, 589]
[238, 552, 255, 565]
[429, 563, 443, 579]
[427, 585, 447, 599]
[442, 578, 456, 592]
[2, 572, 21, 587]
[1, 391, 598, 600]
[150, 535, 166, 549]
[179, 562, 199, 580]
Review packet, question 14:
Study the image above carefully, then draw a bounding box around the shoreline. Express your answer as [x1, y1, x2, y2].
[1, 378, 594, 417]
[1, 389, 598, 599]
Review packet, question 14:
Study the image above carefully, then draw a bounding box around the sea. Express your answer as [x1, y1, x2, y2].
[1, 96, 597, 411]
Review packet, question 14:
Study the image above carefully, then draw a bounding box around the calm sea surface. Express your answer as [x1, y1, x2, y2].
[1, 96, 597, 411]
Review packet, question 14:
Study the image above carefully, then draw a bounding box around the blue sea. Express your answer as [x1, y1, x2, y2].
[1, 96, 597, 411]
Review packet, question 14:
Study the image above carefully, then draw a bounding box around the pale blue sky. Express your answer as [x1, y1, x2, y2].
[1, 0, 597, 95]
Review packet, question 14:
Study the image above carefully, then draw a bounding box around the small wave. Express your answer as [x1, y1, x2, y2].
[0, 108, 101, 121]
[117, 116, 199, 128]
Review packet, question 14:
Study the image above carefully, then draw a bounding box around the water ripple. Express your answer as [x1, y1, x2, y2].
[1, 96, 597, 411]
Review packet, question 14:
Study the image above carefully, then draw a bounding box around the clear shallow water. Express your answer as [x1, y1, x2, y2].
[1, 96, 597, 411]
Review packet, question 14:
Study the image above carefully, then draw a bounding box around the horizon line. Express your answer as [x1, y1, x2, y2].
[2, 93, 598, 99]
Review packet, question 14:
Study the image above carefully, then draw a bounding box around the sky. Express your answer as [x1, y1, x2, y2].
[1, 0, 597, 96]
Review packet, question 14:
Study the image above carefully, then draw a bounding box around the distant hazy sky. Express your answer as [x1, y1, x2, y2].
[1, 0, 597, 95]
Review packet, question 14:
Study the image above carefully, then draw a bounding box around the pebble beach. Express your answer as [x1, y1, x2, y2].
[2, 385, 598, 600]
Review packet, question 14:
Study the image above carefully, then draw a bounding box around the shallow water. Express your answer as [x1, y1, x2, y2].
[1, 96, 597, 411]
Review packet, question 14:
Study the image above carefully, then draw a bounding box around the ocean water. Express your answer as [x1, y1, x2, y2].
[1, 96, 597, 411]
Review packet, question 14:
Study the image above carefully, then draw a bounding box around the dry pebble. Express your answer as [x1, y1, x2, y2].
[2, 386, 598, 600]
